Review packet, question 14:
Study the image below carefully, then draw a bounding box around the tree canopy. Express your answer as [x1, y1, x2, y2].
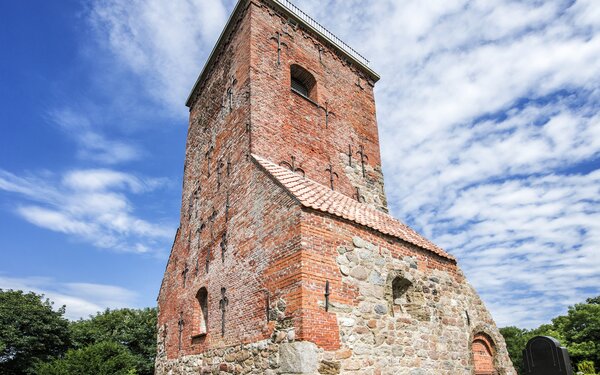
[500, 295, 600, 374]
[35, 342, 138, 375]
[0, 289, 156, 375]
[0, 290, 70, 375]
[69, 308, 157, 375]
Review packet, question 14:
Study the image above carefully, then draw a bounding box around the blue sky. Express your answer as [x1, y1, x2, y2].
[0, 0, 598, 328]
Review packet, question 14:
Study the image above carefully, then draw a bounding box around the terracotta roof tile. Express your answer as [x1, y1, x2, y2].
[252, 154, 454, 261]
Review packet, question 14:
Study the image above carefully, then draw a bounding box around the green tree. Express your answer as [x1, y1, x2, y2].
[529, 323, 566, 343]
[557, 298, 600, 370]
[35, 341, 138, 375]
[0, 290, 70, 375]
[500, 295, 600, 374]
[69, 308, 157, 375]
[586, 296, 600, 305]
[577, 360, 597, 375]
[499, 326, 529, 374]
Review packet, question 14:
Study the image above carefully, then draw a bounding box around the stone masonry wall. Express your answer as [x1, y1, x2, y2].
[157, 205, 516, 375]
[292, 210, 515, 374]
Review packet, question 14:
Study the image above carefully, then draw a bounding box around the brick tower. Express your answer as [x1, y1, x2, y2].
[156, 1, 516, 374]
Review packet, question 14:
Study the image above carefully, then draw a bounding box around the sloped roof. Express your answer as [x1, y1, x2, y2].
[252, 154, 455, 261]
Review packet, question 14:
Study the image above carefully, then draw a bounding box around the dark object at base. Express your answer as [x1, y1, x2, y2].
[522, 336, 573, 375]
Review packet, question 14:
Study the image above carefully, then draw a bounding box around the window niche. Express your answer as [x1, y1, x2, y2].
[193, 287, 208, 338]
[392, 277, 411, 304]
[386, 274, 430, 321]
[472, 333, 496, 375]
[290, 64, 317, 101]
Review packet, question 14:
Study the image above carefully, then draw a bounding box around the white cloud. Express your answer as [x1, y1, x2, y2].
[0, 275, 138, 320]
[0, 168, 173, 254]
[276, 0, 600, 327]
[62, 169, 157, 193]
[17, 206, 96, 236]
[316, 0, 600, 328]
[50, 108, 141, 164]
[84, 0, 600, 328]
[88, 0, 229, 115]
[437, 172, 600, 326]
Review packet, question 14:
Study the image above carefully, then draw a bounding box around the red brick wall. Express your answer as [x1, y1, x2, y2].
[248, 0, 388, 212]
[158, 0, 452, 361]
[473, 333, 496, 375]
[158, 153, 307, 359]
[158, 2, 307, 359]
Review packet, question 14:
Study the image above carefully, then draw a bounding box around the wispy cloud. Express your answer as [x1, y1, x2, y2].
[0, 275, 139, 320]
[298, 0, 600, 327]
[88, 0, 229, 115]
[49, 108, 141, 164]
[0, 168, 173, 254]
[84, 0, 600, 327]
[437, 172, 600, 328]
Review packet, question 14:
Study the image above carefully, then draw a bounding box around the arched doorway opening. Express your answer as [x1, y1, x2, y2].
[472, 333, 496, 375]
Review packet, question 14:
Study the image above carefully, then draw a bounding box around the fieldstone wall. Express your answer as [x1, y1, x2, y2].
[323, 236, 516, 374]
[156, 234, 516, 375]
[339, 150, 388, 213]
[155, 336, 280, 375]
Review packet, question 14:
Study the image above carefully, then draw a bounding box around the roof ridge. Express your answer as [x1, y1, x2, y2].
[251, 154, 455, 261]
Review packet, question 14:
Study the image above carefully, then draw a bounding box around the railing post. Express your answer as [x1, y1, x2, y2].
[272, 0, 370, 66]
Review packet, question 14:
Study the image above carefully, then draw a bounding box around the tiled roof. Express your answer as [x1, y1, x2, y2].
[252, 154, 455, 261]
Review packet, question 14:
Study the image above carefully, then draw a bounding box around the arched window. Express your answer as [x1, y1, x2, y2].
[392, 277, 411, 304]
[472, 333, 496, 375]
[387, 274, 430, 321]
[290, 64, 317, 100]
[194, 287, 208, 336]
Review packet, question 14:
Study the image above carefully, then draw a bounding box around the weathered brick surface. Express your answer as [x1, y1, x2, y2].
[156, 0, 516, 374]
[473, 333, 496, 374]
[248, 0, 387, 212]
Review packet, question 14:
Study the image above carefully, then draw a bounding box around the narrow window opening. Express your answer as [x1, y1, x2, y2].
[291, 77, 309, 97]
[290, 64, 317, 101]
[388, 275, 430, 321]
[194, 287, 208, 337]
[392, 277, 411, 304]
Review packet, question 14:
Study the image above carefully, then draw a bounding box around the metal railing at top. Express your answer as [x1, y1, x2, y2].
[273, 0, 371, 66]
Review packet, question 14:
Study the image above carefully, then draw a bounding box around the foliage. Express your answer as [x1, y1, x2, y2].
[69, 308, 157, 375]
[0, 289, 157, 375]
[0, 289, 70, 375]
[587, 296, 600, 305]
[499, 326, 530, 374]
[500, 295, 600, 374]
[577, 360, 597, 375]
[557, 297, 600, 368]
[34, 341, 138, 375]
